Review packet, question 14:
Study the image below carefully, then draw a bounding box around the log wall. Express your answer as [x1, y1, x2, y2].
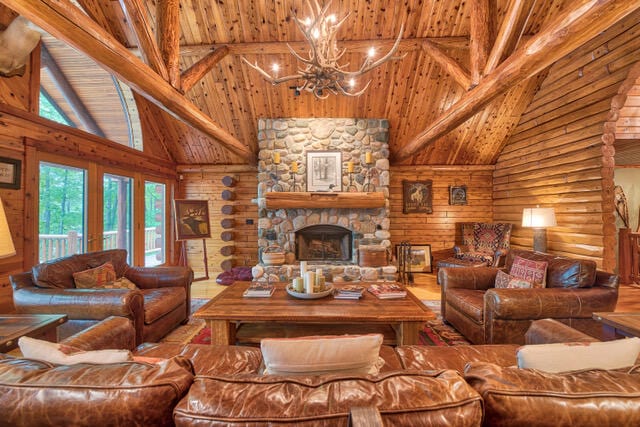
[493, 11, 640, 271]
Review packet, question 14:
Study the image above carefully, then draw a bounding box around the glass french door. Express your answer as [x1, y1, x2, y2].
[103, 173, 133, 263]
[144, 181, 166, 266]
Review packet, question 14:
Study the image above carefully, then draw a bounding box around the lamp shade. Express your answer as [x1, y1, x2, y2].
[522, 207, 557, 228]
[0, 198, 16, 259]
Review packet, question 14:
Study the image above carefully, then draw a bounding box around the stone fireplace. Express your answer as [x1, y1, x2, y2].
[252, 118, 396, 282]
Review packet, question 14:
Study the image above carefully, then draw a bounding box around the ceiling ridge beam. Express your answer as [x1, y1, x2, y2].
[119, 0, 169, 81]
[157, 0, 180, 88]
[394, 0, 640, 163]
[421, 40, 471, 90]
[180, 46, 229, 93]
[7, 0, 253, 162]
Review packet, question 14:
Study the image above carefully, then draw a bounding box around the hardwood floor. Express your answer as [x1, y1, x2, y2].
[192, 273, 640, 311]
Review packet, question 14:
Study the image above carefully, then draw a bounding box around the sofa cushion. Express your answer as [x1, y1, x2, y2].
[445, 289, 485, 323]
[19, 336, 132, 365]
[495, 270, 533, 289]
[465, 362, 640, 427]
[260, 334, 384, 375]
[516, 338, 640, 373]
[509, 256, 547, 287]
[143, 287, 186, 324]
[0, 355, 194, 427]
[73, 262, 117, 288]
[173, 370, 483, 426]
[396, 344, 519, 372]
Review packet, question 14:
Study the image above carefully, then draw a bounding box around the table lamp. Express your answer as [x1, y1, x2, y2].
[0, 197, 16, 259]
[522, 207, 556, 253]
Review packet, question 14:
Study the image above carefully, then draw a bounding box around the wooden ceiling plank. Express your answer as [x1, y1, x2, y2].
[6, 0, 253, 162]
[41, 43, 105, 138]
[181, 46, 230, 93]
[484, 0, 526, 75]
[118, 0, 169, 80]
[394, 0, 640, 163]
[422, 40, 471, 90]
[469, 0, 491, 85]
[157, 0, 181, 88]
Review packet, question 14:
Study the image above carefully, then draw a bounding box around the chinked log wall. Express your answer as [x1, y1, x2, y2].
[493, 11, 640, 271]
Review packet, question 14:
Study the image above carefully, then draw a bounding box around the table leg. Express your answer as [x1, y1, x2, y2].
[208, 319, 235, 345]
[400, 321, 423, 345]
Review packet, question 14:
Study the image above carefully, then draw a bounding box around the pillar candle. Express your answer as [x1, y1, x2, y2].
[347, 161, 354, 173]
[365, 151, 372, 164]
[300, 261, 307, 276]
[293, 277, 304, 292]
[291, 161, 298, 173]
[273, 152, 281, 164]
[316, 268, 323, 277]
[304, 271, 316, 293]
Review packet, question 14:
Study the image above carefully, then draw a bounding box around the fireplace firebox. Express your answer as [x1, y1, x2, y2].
[295, 225, 353, 262]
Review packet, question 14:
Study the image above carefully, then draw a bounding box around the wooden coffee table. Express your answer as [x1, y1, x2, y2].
[194, 282, 435, 346]
[593, 312, 640, 338]
[0, 314, 68, 353]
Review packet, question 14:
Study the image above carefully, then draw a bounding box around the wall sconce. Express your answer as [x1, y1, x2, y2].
[0, 197, 16, 259]
[522, 207, 557, 253]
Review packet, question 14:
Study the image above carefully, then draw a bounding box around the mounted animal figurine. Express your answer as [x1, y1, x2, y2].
[0, 16, 40, 77]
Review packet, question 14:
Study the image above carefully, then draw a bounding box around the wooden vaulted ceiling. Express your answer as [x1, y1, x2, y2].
[5, 0, 640, 166]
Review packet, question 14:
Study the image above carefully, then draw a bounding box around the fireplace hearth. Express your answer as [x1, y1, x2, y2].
[295, 225, 353, 262]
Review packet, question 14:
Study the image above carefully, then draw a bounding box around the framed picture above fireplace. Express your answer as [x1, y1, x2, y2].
[306, 151, 342, 192]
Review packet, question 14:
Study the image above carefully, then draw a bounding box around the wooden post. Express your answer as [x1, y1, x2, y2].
[619, 228, 631, 284]
[192, 238, 209, 282]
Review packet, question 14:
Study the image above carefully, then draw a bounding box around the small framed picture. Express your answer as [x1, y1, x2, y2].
[306, 151, 342, 192]
[0, 157, 21, 189]
[174, 199, 211, 240]
[449, 185, 467, 205]
[395, 243, 432, 273]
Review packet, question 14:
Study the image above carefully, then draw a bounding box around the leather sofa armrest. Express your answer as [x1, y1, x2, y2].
[125, 266, 193, 290]
[453, 244, 472, 255]
[13, 288, 144, 320]
[9, 271, 37, 291]
[439, 267, 498, 291]
[484, 287, 618, 320]
[525, 318, 599, 345]
[60, 316, 136, 351]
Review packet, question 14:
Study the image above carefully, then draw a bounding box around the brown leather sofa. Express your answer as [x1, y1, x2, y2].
[440, 249, 619, 344]
[10, 249, 193, 345]
[2, 317, 640, 426]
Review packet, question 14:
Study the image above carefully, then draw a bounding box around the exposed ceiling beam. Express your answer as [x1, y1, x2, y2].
[395, 0, 640, 163]
[181, 46, 229, 93]
[41, 43, 105, 137]
[157, 0, 180, 88]
[484, 0, 526, 75]
[422, 40, 471, 90]
[6, 0, 253, 161]
[469, 0, 491, 85]
[119, 0, 169, 81]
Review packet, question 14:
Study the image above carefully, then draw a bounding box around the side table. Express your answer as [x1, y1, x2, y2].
[0, 314, 68, 353]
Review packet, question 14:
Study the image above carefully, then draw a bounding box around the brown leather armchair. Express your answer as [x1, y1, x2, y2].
[439, 249, 619, 344]
[10, 249, 193, 345]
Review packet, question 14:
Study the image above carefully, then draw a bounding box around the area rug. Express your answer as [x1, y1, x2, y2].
[170, 299, 470, 347]
[160, 299, 207, 344]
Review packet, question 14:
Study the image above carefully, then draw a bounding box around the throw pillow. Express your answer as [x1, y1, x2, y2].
[19, 336, 132, 365]
[517, 337, 640, 373]
[106, 276, 139, 290]
[509, 256, 548, 288]
[73, 261, 116, 289]
[494, 270, 533, 289]
[261, 334, 384, 375]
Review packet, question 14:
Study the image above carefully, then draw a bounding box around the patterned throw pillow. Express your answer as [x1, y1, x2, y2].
[73, 262, 116, 288]
[494, 270, 534, 289]
[509, 256, 548, 288]
[105, 277, 139, 290]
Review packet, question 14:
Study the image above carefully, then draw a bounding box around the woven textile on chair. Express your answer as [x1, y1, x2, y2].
[454, 222, 512, 267]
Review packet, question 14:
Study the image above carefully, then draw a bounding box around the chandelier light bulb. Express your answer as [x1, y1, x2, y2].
[327, 14, 336, 23]
[271, 63, 280, 73]
[368, 47, 376, 58]
[311, 28, 320, 39]
[349, 78, 355, 87]
[304, 17, 312, 26]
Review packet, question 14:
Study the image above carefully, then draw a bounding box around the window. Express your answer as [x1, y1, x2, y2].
[145, 181, 166, 266]
[103, 173, 133, 263]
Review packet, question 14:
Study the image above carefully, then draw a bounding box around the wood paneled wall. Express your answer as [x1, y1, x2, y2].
[493, 11, 640, 271]
[389, 166, 495, 256]
[177, 166, 259, 278]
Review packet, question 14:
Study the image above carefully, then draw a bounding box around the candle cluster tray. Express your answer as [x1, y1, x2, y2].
[286, 284, 334, 300]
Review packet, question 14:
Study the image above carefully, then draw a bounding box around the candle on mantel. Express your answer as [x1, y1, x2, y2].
[365, 151, 373, 164]
[273, 152, 281, 164]
[347, 161, 354, 173]
[291, 161, 298, 173]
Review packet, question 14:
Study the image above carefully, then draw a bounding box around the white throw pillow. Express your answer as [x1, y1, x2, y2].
[261, 334, 384, 375]
[517, 337, 640, 373]
[18, 336, 132, 365]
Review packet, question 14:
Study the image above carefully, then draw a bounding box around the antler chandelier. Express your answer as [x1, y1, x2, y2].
[242, 0, 405, 99]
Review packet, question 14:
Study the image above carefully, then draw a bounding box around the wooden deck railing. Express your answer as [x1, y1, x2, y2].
[39, 228, 161, 262]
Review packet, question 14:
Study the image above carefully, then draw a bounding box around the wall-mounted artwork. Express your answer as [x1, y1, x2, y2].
[174, 199, 211, 240]
[402, 180, 432, 214]
[0, 157, 21, 189]
[307, 151, 342, 192]
[449, 185, 468, 205]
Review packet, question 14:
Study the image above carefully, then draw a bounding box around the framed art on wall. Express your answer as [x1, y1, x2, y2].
[449, 185, 467, 205]
[402, 180, 432, 214]
[174, 199, 211, 240]
[0, 157, 21, 189]
[306, 151, 342, 192]
[395, 243, 432, 273]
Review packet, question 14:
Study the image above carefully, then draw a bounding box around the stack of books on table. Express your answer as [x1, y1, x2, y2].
[367, 283, 407, 299]
[243, 282, 275, 298]
[334, 285, 365, 300]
